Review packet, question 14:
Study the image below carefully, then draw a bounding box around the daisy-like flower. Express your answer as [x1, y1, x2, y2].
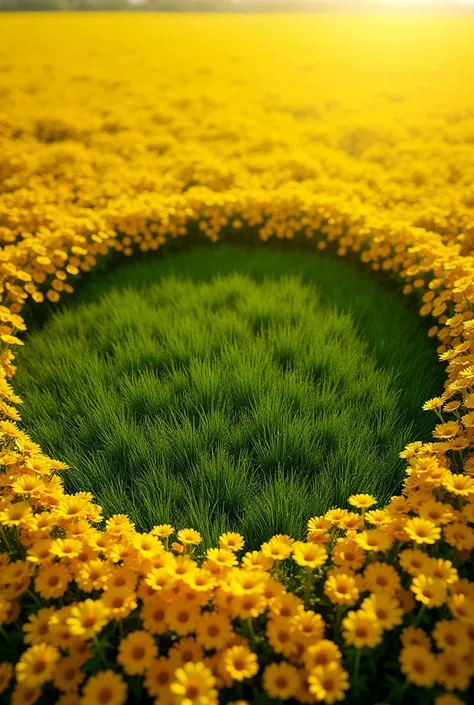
[324, 573, 359, 606]
[400, 625, 431, 650]
[219, 532, 244, 552]
[292, 541, 327, 569]
[223, 646, 259, 681]
[53, 656, 86, 693]
[151, 523, 175, 540]
[448, 594, 474, 624]
[117, 630, 157, 676]
[170, 662, 218, 705]
[348, 494, 376, 510]
[405, 517, 441, 545]
[81, 670, 127, 705]
[23, 606, 55, 645]
[168, 637, 204, 670]
[433, 619, 470, 655]
[177, 529, 203, 546]
[442, 472, 474, 497]
[267, 616, 298, 658]
[261, 537, 293, 561]
[363, 562, 401, 595]
[262, 662, 299, 701]
[308, 662, 350, 704]
[355, 529, 392, 552]
[16, 643, 59, 687]
[140, 594, 169, 635]
[196, 611, 232, 650]
[399, 645, 437, 687]
[342, 610, 383, 649]
[0, 663, 13, 695]
[360, 592, 403, 630]
[144, 656, 174, 697]
[411, 575, 447, 608]
[436, 652, 471, 691]
[422, 397, 444, 411]
[35, 563, 70, 600]
[398, 548, 430, 576]
[66, 599, 110, 639]
[303, 640, 342, 670]
[433, 421, 460, 439]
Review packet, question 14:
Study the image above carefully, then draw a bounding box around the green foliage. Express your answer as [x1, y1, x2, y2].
[16, 245, 443, 546]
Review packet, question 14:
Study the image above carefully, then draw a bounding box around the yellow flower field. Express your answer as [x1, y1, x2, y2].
[1, 11, 474, 705]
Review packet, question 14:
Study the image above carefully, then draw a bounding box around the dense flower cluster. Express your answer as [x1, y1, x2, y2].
[1, 12, 474, 705]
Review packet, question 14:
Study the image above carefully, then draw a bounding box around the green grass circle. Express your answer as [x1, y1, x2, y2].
[16, 245, 443, 546]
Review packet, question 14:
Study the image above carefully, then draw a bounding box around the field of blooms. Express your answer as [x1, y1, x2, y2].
[1, 11, 474, 705]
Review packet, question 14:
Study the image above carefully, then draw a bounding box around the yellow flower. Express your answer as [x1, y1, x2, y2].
[0, 501, 33, 527]
[143, 656, 173, 697]
[151, 524, 175, 539]
[436, 652, 471, 691]
[425, 557, 458, 584]
[23, 606, 55, 645]
[360, 592, 403, 630]
[102, 588, 137, 620]
[76, 559, 111, 592]
[177, 529, 203, 546]
[292, 541, 328, 569]
[261, 537, 293, 561]
[223, 645, 259, 681]
[166, 602, 201, 636]
[348, 494, 377, 510]
[196, 611, 232, 650]
[363, 562, 401, 595]
[66, 599, 110, 639]
[0, 663, 13, 695]
[303, 640, 342, 670]
[16, 643, 59, 687]
[205, 548, 238, 570]
[263, 661, 299, 701]
[434, 695, 467, 705]
[400, 625, 431, 650]
[422, 397, 444, 411]
[170, 662, 218, 705]
[411, 574, 447, 608]
[399, 645, 437, 687]
[117, 630, 157, 676]
[292, 609, 325, 643]
[168, 637, 204, 670]
[332, 540, 365, 571]
[442, 471, 474, 497]
[324, 573, 359, 606]
[53, 656, 86, 693]
[433, 619, 470, 655]
[355, 529, 392, 552]
[218, 532, 244, 552]
[307, 662, 350, 704]
[398, 548, 430, 576]
[81, 670, 127, 705]
[433, 421, 460, 439]
[140, 594, 169, 635]
[448, 594, 474, 624]
[405, 517, 441, 544]
[266, 615, 298, 658]
[35, 563, 70, 600]
[342, 610, 383, 649]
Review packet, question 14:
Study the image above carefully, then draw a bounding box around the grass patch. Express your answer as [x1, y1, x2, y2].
[16, 245, 443, 546]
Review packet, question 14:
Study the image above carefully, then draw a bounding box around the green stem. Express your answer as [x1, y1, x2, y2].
[304, 566, 313, 606]
[247, 618, 255, 648]
[94, 635, 107, 665]
[415, 603, 426, 626]
[353, 649, 361, 680]
[0, 526, 13, 553]
[335, 604, 343, 631]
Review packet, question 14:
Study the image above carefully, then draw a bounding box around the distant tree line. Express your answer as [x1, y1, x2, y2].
[0, 0, 332, 11]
